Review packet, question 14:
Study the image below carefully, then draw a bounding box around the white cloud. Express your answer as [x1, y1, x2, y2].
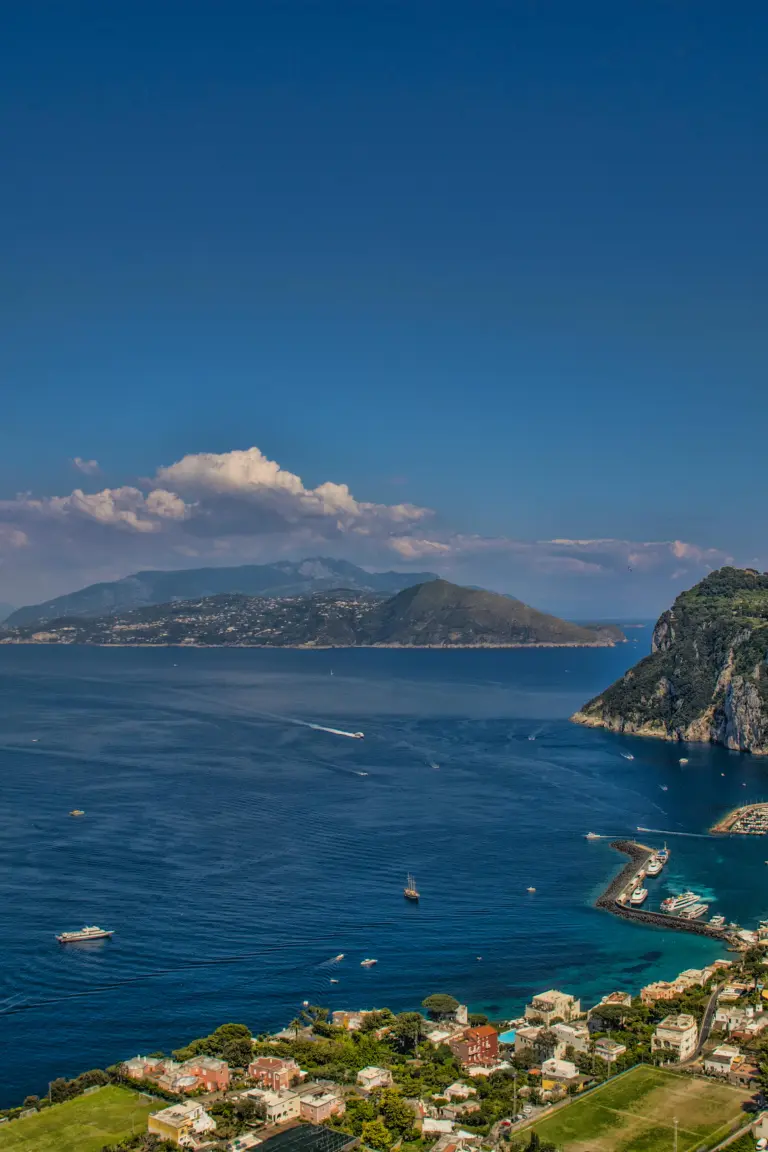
[0, 441, 748, 606]
[154, 446, 430, 531]
[389, 537, 452, 559]
[72, 457, 101, 475]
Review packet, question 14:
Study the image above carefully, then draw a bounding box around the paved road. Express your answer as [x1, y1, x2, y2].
[682, 985, 721, 1066]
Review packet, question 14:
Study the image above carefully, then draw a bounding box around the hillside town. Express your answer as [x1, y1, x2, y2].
[7, 949, 768, 1152]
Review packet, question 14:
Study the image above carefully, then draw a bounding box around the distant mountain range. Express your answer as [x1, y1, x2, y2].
[3, 558, 438, 629]
[0, 578, 626, 648]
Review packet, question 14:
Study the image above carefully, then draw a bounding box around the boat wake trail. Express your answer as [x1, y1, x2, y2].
[304, 722, 364, 739]
[637, 826, 711, 839]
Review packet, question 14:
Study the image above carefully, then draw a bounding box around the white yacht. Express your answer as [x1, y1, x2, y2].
[660, 891, 702, 914]
[646, 856, 663, 876]
[678, 903, 709, 920]
[630, 887, 648, 906]
[57, 925, 114, 944]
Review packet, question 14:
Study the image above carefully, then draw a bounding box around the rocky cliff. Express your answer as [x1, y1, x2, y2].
[571, 567, 768, 754]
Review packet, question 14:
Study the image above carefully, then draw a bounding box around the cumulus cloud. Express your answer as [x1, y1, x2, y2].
[0, 442, 749, 609]
[154, 446, 429, 530]
[72, 457, 101, 475]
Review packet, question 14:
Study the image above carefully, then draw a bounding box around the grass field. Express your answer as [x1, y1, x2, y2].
[0, 1085, 156, 1152]
[525, 1065, 749, 1152]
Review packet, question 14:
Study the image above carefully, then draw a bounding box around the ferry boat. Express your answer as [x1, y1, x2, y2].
[404, 874, 420, 901]
[678, 903, 709, 920]
[657, 843, 670, 864]
[660, 891, 702, 914]
[56, 925, 114, 944]
[630, 887, 648, 906]
[646, 856, 663, 876]
[360, 958, 377, 967]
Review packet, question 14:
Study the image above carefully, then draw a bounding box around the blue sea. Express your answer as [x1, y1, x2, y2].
[2, 637, 768, 1105]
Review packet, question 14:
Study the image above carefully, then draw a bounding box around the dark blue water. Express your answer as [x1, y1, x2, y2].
[2, 639, 768, 1105]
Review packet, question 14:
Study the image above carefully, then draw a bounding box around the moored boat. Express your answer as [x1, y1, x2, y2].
[630, 887, 648, 906]
[678, 903, 709, 919]
[646, 856, 663, 876]
[660, 891, 702, 914]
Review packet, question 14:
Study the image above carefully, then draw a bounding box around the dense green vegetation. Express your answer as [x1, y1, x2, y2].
[171, 1021, 253, 1065]
[576, 567, 768, 747]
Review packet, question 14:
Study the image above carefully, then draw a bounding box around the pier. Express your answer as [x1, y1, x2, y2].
[596, 840, 739, 942]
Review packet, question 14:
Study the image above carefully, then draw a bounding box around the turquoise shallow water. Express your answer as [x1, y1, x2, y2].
[1, 638, 766, 1103]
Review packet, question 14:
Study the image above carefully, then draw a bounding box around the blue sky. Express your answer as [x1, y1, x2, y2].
[1, 1, 766, 615]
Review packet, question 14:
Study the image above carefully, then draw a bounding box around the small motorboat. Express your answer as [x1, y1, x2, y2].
[361, 958, 377, 967]
[330, 978, 339, 983]
[527, 886, 536, 893]
[69, 809, 85, 817]
[679, 758, 689, 764]
[332, 953, 344, 961]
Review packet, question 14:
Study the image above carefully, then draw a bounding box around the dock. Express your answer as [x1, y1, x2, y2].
[596, 840, 739, 942]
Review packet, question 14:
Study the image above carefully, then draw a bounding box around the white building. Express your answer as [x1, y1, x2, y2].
[541, 1058, 578, 1081]
[703, 1045, 741, 1077]
[513, 1025, 542, 1056]
[594, 1038, 627, 1063]
[357, 1066, 393, 1091]
[524, 990, 581, 1025]
[651, 1014, 698, 1062]
[423, 1119, 455, 1135]
[552, 1021, 590, 1053]
[239, 1087, 301, 1124]
[676, 967, 714, 988]
[443, 1082, 477, 1100]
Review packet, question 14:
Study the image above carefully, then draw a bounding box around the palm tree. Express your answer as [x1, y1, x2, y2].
[290, 1018, 302, 1038]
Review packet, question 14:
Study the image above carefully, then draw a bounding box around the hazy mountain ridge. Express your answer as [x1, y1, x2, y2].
[1, 579, 626, 648]
[3, 558, 438, 629]
[572, 567, 768, 753]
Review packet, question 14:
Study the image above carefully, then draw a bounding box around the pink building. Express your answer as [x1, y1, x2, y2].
[300, 1090, 345, 1124]
[248, 1057, 303, 1092]
[183, 1057, 231, 1092]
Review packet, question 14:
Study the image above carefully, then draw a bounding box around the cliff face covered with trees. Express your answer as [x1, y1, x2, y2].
[572, 567, 768, 754]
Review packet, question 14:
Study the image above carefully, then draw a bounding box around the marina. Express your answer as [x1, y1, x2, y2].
[711, 802, 768, 835]
[596, 841, 742, 942]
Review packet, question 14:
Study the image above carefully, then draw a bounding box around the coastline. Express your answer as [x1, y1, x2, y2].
[596, 840, 735, 942]
[0, 639, 622, 650]
[570, 711, 768, 756]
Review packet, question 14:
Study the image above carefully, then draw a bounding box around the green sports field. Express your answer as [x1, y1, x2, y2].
[0, 1085, 156, 1152]
[525, 1064, 749, 1152]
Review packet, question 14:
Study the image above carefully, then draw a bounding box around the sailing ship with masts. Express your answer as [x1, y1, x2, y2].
[404, 873, 419, 901]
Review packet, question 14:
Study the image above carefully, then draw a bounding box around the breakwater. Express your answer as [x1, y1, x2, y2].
[596, 840, 735, 942]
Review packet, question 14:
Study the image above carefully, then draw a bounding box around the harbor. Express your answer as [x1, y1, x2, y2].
[596, 840, 744, 943]
[711, 801, 768, 835]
